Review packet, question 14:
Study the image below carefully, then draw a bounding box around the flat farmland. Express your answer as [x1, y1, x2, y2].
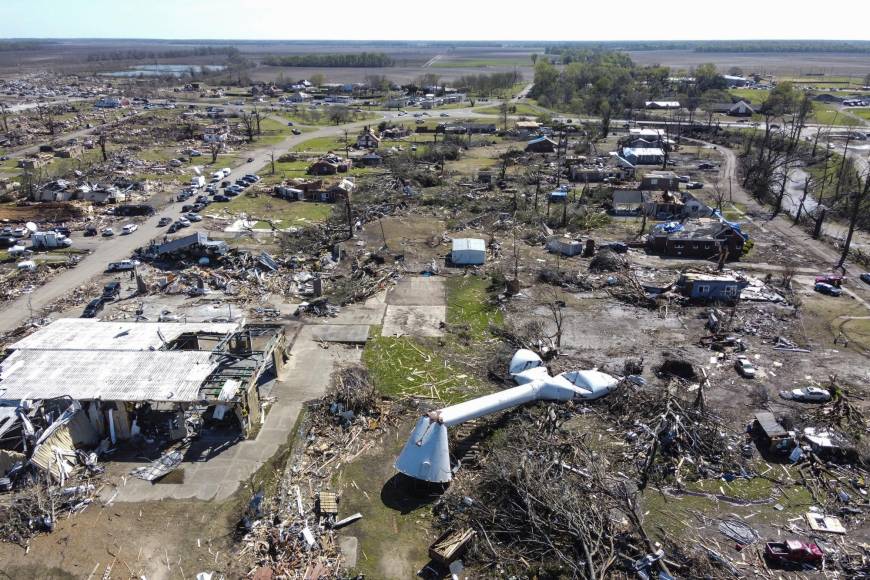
[628, 49, 870, 75]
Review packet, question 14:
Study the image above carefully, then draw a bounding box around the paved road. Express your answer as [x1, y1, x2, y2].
[0, 113, 390, 332]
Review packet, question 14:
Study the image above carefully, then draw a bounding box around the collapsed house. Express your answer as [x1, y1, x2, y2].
[676, 272, 749, 302]
[149, 231, 229, 259]
[0, 318, 289, 462]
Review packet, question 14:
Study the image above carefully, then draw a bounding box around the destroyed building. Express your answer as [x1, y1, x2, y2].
[0, 318, 289, 448]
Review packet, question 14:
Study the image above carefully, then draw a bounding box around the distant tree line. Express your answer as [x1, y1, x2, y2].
[544, 40, 870, 54]
[262, 53, 394, 68]
[0, 41, 49, 51]
[455, 71, 522, 96]
[86, 46, 240, 62]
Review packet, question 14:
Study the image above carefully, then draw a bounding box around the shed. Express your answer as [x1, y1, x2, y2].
[451, 238, 486, 265]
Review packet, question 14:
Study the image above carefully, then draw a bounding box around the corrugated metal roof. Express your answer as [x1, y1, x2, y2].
[0, 349, 217, 402]
[451, 238, 486, 252]
[10, 318, 238, 352]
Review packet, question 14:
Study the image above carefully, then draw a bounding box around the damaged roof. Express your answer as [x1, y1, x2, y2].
[9, 318, 239, 352]
[0, 349, 218, 402]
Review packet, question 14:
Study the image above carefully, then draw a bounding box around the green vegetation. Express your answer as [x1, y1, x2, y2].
[362, 327, 483, 404]
[292, 135, 349, 153]
[433, 59, 528, 68]
[278, 108, 377, 127]
[812, 103, 862, 126]
[220, 193, 333, 228]
[446, 276, 504, 341]
[251, 117, 293, 146]
[729, 88, 769, 104]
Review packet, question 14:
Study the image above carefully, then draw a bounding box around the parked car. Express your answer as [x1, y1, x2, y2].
[600, 242, 628, 254]
[734, 356, 757, 378]
[220, 181, 231, 188]
[53, 226, 71, 237]
[158, 217, 172, 227]
[698, 162, 716, 170]
[440, 112, 449, 117]
[196, 195, 209, 203]
[181, 205, 195, 213]
[185, 212, 202, 222]
[121, 223, 138, 235]
[84, 226, 98, 237]
[167, 222, 182, 233]
[191, 203, 206, 212]
[815, 274, 844, 287]
[213, 194, 230, 202]
[287, 121, 294, 126]
[814, 282, 842, 296]
[779, 386, 832, 403]
[81, 298, 105, 318]
[101, 227, 114, 237]
[106, 259, 138, 272]
[677, 175, 691, 183]
[861, 273, 870, 285]
[292, 129, 301, 135]
[177, 218, 191, 227]
[102, 281, 121, 300]
[247, 157, 255, 162]
[686, 182, 703, 189]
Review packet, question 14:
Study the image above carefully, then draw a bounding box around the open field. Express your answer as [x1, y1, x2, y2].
[629, 49, 870, 76]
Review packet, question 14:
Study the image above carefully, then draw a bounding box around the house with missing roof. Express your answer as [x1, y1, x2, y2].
[0, 318, 289, 449]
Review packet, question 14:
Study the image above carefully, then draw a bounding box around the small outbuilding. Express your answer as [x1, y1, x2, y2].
[451, 238, 486, 265]
[525, 136, 557, 153]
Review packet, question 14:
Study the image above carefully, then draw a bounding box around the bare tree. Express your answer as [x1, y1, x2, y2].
[837, 169, 870, 269]
[252, 106, 262, 135]
[710, 176, 727, 212]
[544, 288, 565, 350]
[97, 132, 108, 162]
[0, 102, 8, 133]
[209, 141, 221, 164]
[239, 111, 256, 143]
[36, 104, 57, 136]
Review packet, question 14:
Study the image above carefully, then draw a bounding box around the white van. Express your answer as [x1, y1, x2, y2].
[220, 167, 232, 177]
[190, 176, 206, 188]
[211, 171, 223, 182]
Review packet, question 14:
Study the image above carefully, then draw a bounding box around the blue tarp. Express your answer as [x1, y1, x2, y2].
[712, 210, 750, 240]
[653, 221, 684, 234]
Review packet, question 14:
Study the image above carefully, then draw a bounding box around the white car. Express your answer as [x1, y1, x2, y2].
[734, 356, 757, 378]
[121, 223, 138, 235]
[184, 213, 202, 222]
[177, 218, 191, 227]
[780, 386, 832, 403]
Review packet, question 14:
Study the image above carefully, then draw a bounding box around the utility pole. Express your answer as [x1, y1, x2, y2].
[270, 150, 275, 175]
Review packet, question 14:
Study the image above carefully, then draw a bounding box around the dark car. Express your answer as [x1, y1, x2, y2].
[235, 179, 249, 187]
[213, 194, 230, 202]
[815, 282, 842, 296]
[181, 204, 195, 213]
[601, 242, 628, 254]
[82, 298, 105, 318]
[191, 203, 206, 212]
[102, 282, 121, 300]
[292, 129, 301, 135]
[53, 226, 71, 237]
[196, 195, 209, 203]
[84, 226, 98, 237]
[158, 217, 172, 227]
[220, 181, 231, 188]
[860, 273, 870, 285]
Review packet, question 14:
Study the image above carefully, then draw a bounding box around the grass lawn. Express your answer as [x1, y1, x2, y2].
[849, 108, 870, 121]
[729, 88, 769, 105]
[292, 135, 350, 153]
[446, 275, 504, 341]
[431, 58, 530, 69]
[362, 327, 483, 404]
[249, 117, 293, 146]
[812, 103, 863, 127]
[219, 193, 334, 228]
[276, 109, 377, 127]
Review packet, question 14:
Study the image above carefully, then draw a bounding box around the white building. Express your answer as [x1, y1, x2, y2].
[451, 238, 486, 265]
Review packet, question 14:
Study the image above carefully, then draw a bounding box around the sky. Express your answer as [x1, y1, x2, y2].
[1, 0, 868, 41]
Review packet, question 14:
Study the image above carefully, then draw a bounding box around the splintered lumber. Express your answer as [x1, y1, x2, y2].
[429, 528, 476, 565]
